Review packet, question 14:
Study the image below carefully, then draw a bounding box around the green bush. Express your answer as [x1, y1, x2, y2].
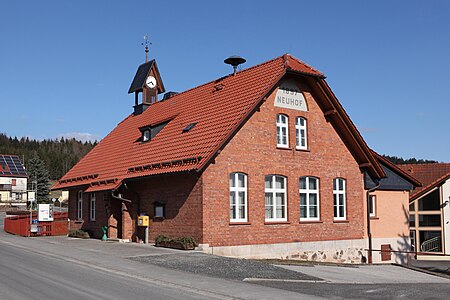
[174, 236, 196, 246]
[155, 235, 197, 249]
[68, 229, 90, 239]
[155, 235, 171, 243]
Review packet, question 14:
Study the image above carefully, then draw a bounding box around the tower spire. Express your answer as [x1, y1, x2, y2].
[142, 35, 151, 63]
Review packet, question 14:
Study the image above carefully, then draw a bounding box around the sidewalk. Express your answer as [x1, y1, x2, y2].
[407, 259, 450, 277]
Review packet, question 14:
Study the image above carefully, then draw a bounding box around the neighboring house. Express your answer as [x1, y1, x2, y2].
[365, 153, 421, 263]
[0, 154, 28, 209]
[398, 163, 450, 255]
[52, 54, 419, 263]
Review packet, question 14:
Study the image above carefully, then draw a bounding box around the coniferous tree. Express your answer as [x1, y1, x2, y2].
[26, 153, 50, 203]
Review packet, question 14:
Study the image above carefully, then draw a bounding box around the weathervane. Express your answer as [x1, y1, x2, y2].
[142, 35, 152, 63]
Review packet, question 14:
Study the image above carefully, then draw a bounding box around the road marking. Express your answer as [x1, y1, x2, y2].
[244, 278, 328, 283]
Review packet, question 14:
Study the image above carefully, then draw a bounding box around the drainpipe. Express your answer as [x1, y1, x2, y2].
[123, 182, 141, 216]
[366, 179, 381, 264]
[111, 192, 132, 203]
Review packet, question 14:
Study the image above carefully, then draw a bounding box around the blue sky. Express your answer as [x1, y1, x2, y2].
[1, 1, 449, 162]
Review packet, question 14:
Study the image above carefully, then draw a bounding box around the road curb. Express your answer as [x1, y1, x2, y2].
[394, 263, 450, 280]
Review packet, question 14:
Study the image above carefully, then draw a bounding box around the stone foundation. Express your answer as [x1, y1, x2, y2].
[198, 239, 368, 264]
[199, 237, 410, 264]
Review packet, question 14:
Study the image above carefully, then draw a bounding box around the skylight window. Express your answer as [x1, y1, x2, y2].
[183, 122, 197, 133]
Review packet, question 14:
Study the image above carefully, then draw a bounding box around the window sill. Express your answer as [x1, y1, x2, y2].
[276, 146, 292, 150]
[152, 217, 165, 222]
[295, 148, 310, 152]
[333, 219, 349, 223]
[229, 221, 251, 226]
[264, 221, 290, 225]
[299, 220, 323, 224]
[370, 216, 379, 220]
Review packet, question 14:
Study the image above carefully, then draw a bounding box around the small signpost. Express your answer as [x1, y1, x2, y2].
[38, 204, 54, 222]
[27, 191, 36, 236]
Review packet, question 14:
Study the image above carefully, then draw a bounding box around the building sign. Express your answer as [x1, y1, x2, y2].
[274, 80, 307, 111]
[38, 204, 54, 221]
[28, 191, 36, 202]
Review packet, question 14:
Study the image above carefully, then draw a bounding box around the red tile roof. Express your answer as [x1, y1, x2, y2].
[371, 152, 421, 187]
[397, 163, 450, 199]
[52, 54, 382, 191]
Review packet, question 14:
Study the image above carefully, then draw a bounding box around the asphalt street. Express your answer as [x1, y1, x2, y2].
[2, 212, 450, 299]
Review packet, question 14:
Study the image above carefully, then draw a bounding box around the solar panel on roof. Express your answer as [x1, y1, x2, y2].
[0, 155, 27, 177]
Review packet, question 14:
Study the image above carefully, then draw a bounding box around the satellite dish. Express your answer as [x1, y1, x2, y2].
[224, 55, 246, 75]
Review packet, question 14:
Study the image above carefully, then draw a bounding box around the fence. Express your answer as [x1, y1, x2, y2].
[4, 212, 68, 237]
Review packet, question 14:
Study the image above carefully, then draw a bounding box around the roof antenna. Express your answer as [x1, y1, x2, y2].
[142, 35, 152, 63]
[224, 55, 246, 76]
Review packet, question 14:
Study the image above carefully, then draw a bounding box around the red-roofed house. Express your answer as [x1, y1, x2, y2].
[398, 163, 450, 255]
[52, 54, 419, 263]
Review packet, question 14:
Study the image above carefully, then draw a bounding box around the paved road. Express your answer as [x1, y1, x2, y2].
[0, 242, 214, 300]
[0, 212, 321, 300]
[2, 212, 450, 299]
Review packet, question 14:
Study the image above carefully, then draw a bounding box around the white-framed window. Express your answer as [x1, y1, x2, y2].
[77, 190, 83, 220]
[265, 175, 287, 221]
[230, 172, 248, 222]
[89, 193, 96, 221]
[295, 117, 307, 150]
[142, 129, 150, 142]
[276, 114, 289, 148]
[300, 176, 320, 220]
[369, 195, 376, 217]
[333, 178, 346, 220]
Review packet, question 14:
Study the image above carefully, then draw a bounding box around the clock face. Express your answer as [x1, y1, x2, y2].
[146, 76, 157, 88]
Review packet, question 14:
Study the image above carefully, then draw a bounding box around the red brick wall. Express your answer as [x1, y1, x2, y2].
[68, 188, 109, 239]
[125, 173, 203, 243]
[202, 78, 365, 247]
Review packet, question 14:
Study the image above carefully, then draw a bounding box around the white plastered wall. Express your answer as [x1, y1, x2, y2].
[442, 179, 450, 255]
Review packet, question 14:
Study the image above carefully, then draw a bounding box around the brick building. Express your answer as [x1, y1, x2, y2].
[52, 54, 419, 263]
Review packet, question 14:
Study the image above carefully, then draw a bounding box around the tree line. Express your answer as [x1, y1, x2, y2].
[381, 155, 437, 165]
[0, 133, 96, 181]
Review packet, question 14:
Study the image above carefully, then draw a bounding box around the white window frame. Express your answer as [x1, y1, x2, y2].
[230, 172, 248, 222]
[265, 175, 287, 222]
[295, 117, 307, 150]
[276, 114, 289, 148]
[369, 195, 376, 217]
[142, 129, 150, 142]
[89, 193, 96, 221]
[299, 176, 320, 221]
[333, 178, 346, 220]
[77, 190, 83, 220]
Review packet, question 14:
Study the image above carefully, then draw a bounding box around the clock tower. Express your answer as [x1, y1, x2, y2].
[128, 39, 165, 115]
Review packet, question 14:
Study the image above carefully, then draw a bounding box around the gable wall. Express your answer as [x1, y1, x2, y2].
[202, 77, 365, 247]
